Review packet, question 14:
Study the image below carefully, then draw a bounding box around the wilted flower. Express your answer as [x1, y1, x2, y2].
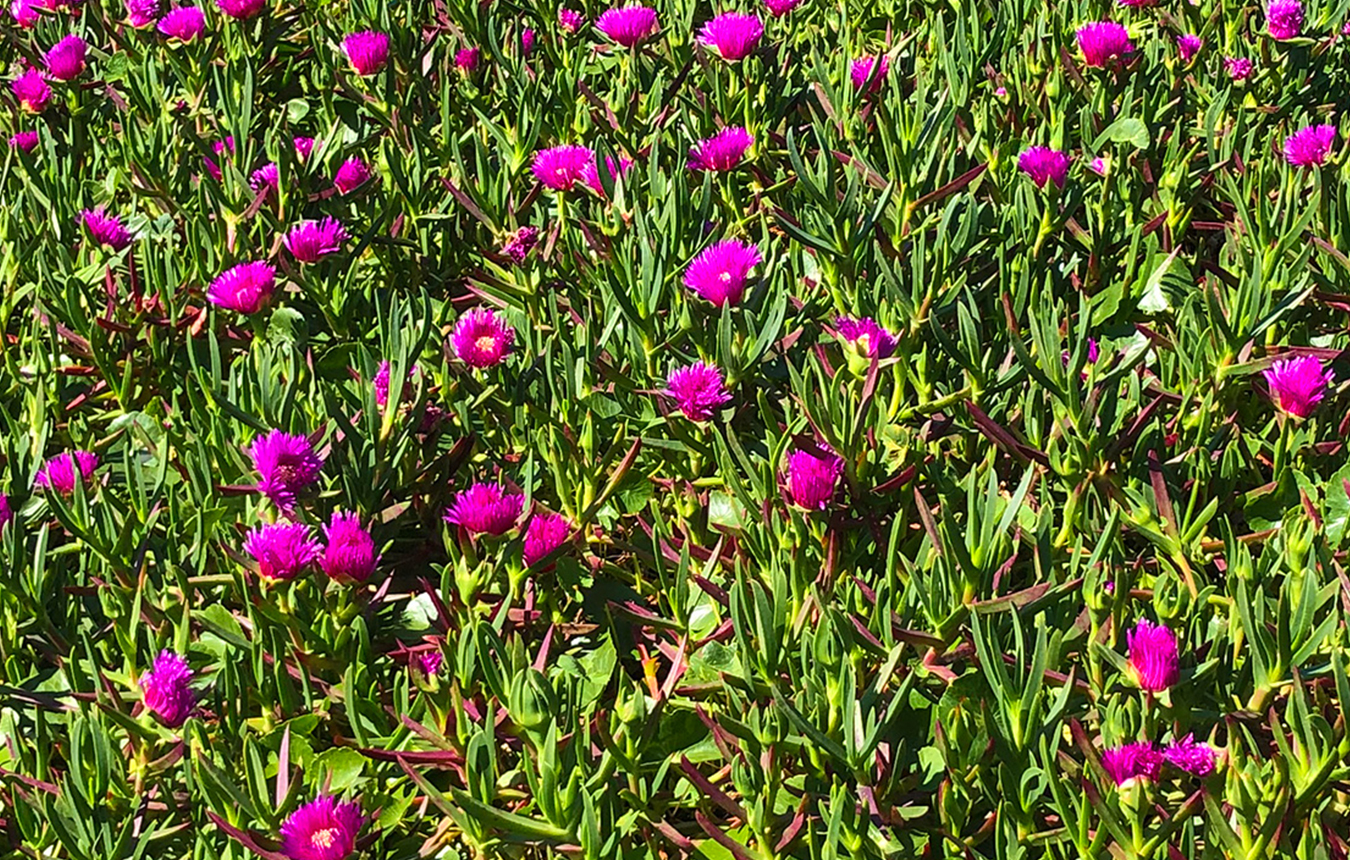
[500, 226, 540, 264]
[415, 649, 443, 677]
[11, 0, 37, 27]
[786, 445, 844, 510]
[1126, 618, 1179, 693]
[697, 12, 763, 60]
[215, 0, 264, 19]
[1164, 735, 1217, 777]
[558, 7, 583, 32]
[850, 56, 889, 93]
[244, 522, 321, 581]
[207, 261, 275, 314]
[684, 239, 761, 306]
[81, 208, 132, 251]
[1263, 355, 1334, 418]
[444, 483, 524, 535]
[249, 162, 279, 194]
[321, 511, 378, 584]
[140, 650, 193, 728]
[36, 451, 99, 496]
[248, 430, 323, 509]
[763, 0, 801, 17]
[279, 797, 362, 860]
[520, 28, 536, 54]
[12, 68, 51, 113]
[836, 317, 897, 359]
[1017, 146, 1070, 189]
[582, 154, 634, 195]
[1225, 56, 1253, 80]
[158, 5, 204, 40]
[455, 46, 481, 71]
[687, 127, 753, 172]
[666, 362, 732, 421]
[344, 31, 389, 75]
[285, 218, 347, 263]
[1267, 0, 1303, 39]
[597, 4, 659, 47]
[523, 512, 572, 567]
[333, 157, 372, 194]
[10, 130, 38, 152]
[1101, 742, 1164, 785]
[1283, 124, 1336, 167]
[451, 307, 515, 368]
[1076, 22, 1134, 68]
[45, 35, 87, 82]
[293, 136, 316, 161]
[1177, 33, 1202, 62]
[127, 0, 160, 27]
[532, 145, 595, 191]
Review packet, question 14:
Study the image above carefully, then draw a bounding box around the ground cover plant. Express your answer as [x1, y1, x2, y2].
[1, 0, 1350, 856]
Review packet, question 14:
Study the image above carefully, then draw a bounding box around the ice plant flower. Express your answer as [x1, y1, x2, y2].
[687, 127, 753, 172]
[203, 137, 234, 181]
[1076, 22, 1134, 68]
[285, 218, 347, 263]
[36, 451, 99, 496]
[10, 130, 38, 152]
[127, 0, 160, 27]
[1089, 157, 1108, 176]
[11, 0, 37, 27]
[558, 7, 583, 32]
[140, 650, 193, 728]
[697, 12, 763, 60]
[523, 512, 572, 567]
[1126, 618, 1179, 693]
[521, 28, 536, 54]
[455, 46, 481, 71]
[415, 650, 442, 677]
[279, 797, 362, 860]
[1283, 124, 1336, 167]
[1017, 146, 1070, 189]
[321, 511, 378, 584]
[45, 35, 87, 82]
[1165, 735, 1217, 777]
[836, 317, 897, 358]
[500, 226, 539, 264]
[582, 154, 634, 196]
[333, 157, 372, 194]
[763, 0, 801, 16]
[1101, 742, 1164, 786]
[666, 362, 732, 421]
[1177, 33, 1202, 62]
[451, 308, 515, 368]
[1225, 56, 1253, 80]
[1266, 0, 1303, 39]
[81, 208, 132, 252]
[851, 56, 889, 93]
[248, 430, 323, 509]
[1263, 355, 1334, 418]
[786, 445, 844, 510]
[12, 68, 50, 113]
[443, 483, 524, 535]
[684, 239, 761, 306]
[532, 145, 595, 191]
[249, 162, 279, 194]
[343, 31, 388, 76]
[158, 5, 204, 39]
[597, 4, 659, 47]
[215, 0, 264, 19]
[244, 522, 321, 581]
[207, 261, 275, 314]
[293, 136, 316, 161]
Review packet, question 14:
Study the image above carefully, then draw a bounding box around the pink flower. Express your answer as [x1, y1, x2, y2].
[140, 650, 193, 728]
[344, 31, 388, 76]
[1076, 22, 1134, 68]
[1263, 355, 1334, 418]
[1267, 0, 1303, 39]
[558, 7, 583, 32]
[443, 483, 524, 535]
[786, 445, 844, 510]
[850, 55, 889, 93]
[666, 362, 732, 421]
[11, 0, 38, 27]
[532, 145, 595, 191]
[1101, 742, 1164, 786]
[279, 797, 362, 860]
[415, 650, 443, 677]
[451, 307, 515, 368]
[455, 46, 481, 71]
[202, 136, 234, 181]
[244, 522, 321, 581]
[126, 0, 160, 27]
[249, 162, 279, 194]
[285, 218, 347, 263]
[597, 4, 659, 47]
[321, 511, 378, 584]
[215, 0, 264, 19]
[763, 0, 801, 17]
[1126, 618, 1179, 692]
[1177, 33, 1202, 62]
[1164, 735, 1217, 777]
[36, 451, 99, 496]
[684, 239, 761, 306]
[500, 226, 539, 264]
[836, 317, 897, 358]
[45, 35, 87, 82]
[1017, 146, 1070, 189]
[333, 157, 372, 194]
[0, 496, 10, 527]
[158, 5, 204, 40]
[12, 68, 51, 113]
[687, 127, 753, 172]
[523, 512, 572, 567]
[248, 429, 323, 509]
[520, 28, 536, 54]
[697, 12, 763, 60]
[1225, 56, 1253, 80]
[81, 208, 132, 251]
[207, 261, 275, 314]
[1283, 124, 1336, 167]
[293, 136, 316, 161]
[1089, 157, 1108, 176]
[10, 130, 38, 152]
[373, 361, 416, 409]
[582, 154, 634, 196]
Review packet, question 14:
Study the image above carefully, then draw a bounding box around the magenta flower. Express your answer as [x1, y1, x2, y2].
[698, 12, 763, 60]
[244, 522, 321, 581]
[81, 208, 132, 252]
[763, 0, 801, 17]
[451, 307, 515, 368]
[1017, 146, 1070, 189]
[203, 136, 234, 181]
[786, 445, 844, 510]
[1101, 742, 1164, 786]
[558, 7, 583, 32]
[373, 361, 416, 409]
[127, 0, 160, 26]
[1117, 0, 1154, 6]
[1177, 34, 1202, 63]
[293, 136, 316, 161]
[249, 162, 279, 194]
[851, 56, 889, 93]
[1063, 338, 1102, 367]
[279, 797, 362, 860]
[344, 30, 389, 76]
[0, 495, 10, 527]
[1225, 56, 1253, 80]
[500, 226, 540, 264]
[415, 649, 442, 677]
[285, 218, 347, 263]
[321, 511, 378, 584]
[1283, 124, 1336, 167]
[687, 127, 753, 172]
[140, 650, 193, 728]
[36, 451, 99, 496]
[1267, 0, 1303, 39]
[1076, 22, 1134, 68]
[532, 145, 595, 191]
[1126, 618, 1179, 693]
[215, 0, 264, 19]
[523, 512, 572, 567]
[11, 0, 37, 27]
[12, 68, 50, 113]
[444, 483, 525, 535]
[521, 28, 536, 54]
[158, 5, 204, 39]
[582, 154, 635, 196]
[1164, 735, 1217, 777]
[10, 130, 38, 152]
[333, 157, 373, 195]
[597, 4, 659, 47]
[1089, 157, 1108, 176]
[248, 430, 323, 509]
[455, 46, 481, 71]
[666, 362, 732, 421]
[684, 239, 761, 306]
[1263, 355, 1334, 418]
[836, 317, 897, 359]
[45, 35, 86, 82]
[207, 261, 275, 314]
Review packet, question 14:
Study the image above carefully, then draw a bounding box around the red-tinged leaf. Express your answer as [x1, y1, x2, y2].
[205, 811, 288, 860]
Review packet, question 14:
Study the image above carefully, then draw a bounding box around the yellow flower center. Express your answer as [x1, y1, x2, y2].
[475, 335, 496, 354]
[310, 827, 339, 850]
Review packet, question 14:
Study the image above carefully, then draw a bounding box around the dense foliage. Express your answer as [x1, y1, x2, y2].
[3, 0, 1350, 857]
